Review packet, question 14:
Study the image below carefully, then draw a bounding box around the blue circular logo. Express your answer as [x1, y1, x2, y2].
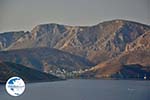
[5, 77, 25, 96]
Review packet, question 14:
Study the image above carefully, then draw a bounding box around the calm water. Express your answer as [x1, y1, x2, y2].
[0, 79, 150, 100]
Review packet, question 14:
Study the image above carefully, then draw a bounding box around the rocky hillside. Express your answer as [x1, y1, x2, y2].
[81, 31, 150, 79]
[0, 31, 26, 50]
[0, 61, 61, 84]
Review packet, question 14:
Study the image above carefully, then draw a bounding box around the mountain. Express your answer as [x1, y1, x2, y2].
[3, 19, 150, 64]
[81, 31, 150, 79]
[0, 19, 150, 79]
[0, 47, 94, 72]
[0, 61, 61, 84]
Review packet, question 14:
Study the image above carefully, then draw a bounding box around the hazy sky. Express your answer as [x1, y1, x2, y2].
[0, 0, 149, 32]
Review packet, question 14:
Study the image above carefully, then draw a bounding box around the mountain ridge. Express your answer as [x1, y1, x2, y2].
[2, 19, 149, 64]
[0, 19, 150, 79]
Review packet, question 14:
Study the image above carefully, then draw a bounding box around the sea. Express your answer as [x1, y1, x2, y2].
[0, 79, 149, 100]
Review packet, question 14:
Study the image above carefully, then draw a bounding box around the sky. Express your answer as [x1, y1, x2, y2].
[0, 0, 149, 32]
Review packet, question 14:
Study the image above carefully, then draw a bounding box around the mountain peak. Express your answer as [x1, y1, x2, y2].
[1, 19, 150, 60]
[97, 19, 150, 28]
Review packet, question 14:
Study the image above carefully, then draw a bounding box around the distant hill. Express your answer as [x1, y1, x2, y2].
[0, 61, 61, 84]
[0, 47, 94, 72]
[0, 19, 150, 79]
